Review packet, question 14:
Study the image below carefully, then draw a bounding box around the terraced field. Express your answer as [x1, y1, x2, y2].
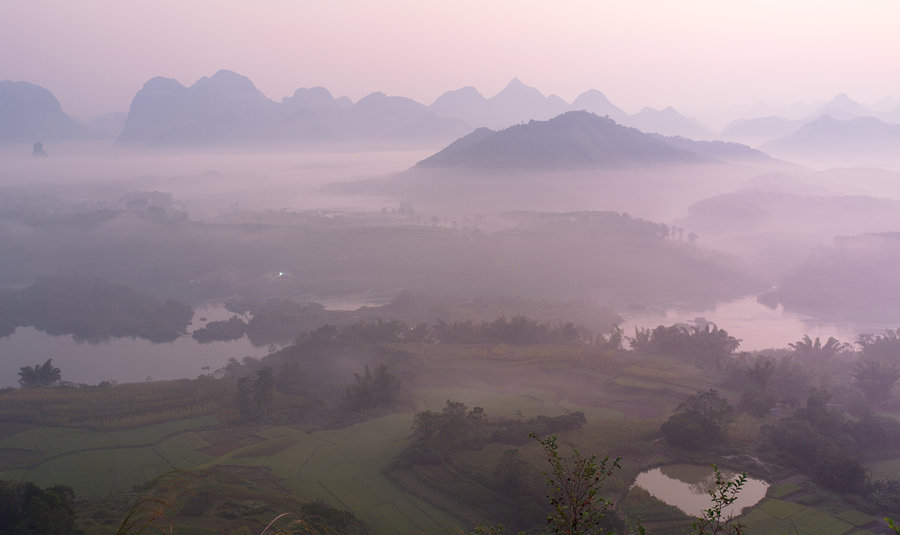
[0, 347, 894, 535]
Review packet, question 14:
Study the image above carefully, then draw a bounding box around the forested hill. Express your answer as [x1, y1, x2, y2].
[415, 111, 710, 169]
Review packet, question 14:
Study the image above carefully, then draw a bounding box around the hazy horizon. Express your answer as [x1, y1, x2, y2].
[3, 0, 900, 120]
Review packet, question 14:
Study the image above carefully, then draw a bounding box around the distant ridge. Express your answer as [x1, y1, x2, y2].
[415, 111, 710, 169]
[621, 106, 715, 140]
[650, 134, 772, 162]
[0, 80, 93, 142]
[762, 114, 900, 157]
[118, 70, 468, 146]
[570, 89, 628, 123]
[429, 78, 569, 130]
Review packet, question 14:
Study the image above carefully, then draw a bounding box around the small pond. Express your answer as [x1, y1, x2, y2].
[632, 464, 768, 517]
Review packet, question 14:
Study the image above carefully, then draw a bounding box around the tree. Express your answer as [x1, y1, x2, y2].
[17, 359, 61, 387]
[343, 364, 401, 412]
[253, 367, 275, 418]
[853, 359, 900, 405]
[0, 481, 81, 535]
[789, 335, 844, 365]
[236, 376, 254, 420]
[530, 433, 622, 535]
[628, 324, 739, 369]
[857, 328, 900, 362]
[661, 390, 733, 449]
[404, 400, 487, 463]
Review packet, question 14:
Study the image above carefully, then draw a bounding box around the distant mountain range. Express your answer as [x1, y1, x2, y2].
[723, 93, 900, 147]
[428, 78, 715, 139]
[117, 70, 470, 146]
[0, 80, 94, 142]
[415, 111, 769, 169]
[116, 72, 720, 146]
[762, 114, 900, 160]
[5, 72, 900, 157]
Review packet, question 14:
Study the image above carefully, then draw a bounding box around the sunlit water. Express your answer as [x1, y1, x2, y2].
[633, 464, 768, 517]
[0, 303, 263, 388]
[2, 295, 897, 389]
[619, 295, 896, 351]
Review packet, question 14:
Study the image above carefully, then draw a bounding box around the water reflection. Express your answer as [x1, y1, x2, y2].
[633, 464, 768, 517]
[0, 304, 264, 388]
[620, 296, 895, 351]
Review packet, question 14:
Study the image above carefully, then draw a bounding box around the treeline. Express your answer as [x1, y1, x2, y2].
[222, 294, 620, 347]
[285, 316, 618, 347]
[511, 210, 671, 240]
[0, 276, 192, 342]
[398, 399, 586, 465]
[630, 322, 740, 369]
[655, 327, 900, 521]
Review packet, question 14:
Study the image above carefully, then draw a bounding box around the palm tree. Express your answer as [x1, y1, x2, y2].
[789, 335, 844, 364]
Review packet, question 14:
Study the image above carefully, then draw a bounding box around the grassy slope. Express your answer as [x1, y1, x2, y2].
[0, 343, 893, 534]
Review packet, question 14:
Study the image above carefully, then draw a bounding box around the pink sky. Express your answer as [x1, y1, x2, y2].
[2, 0, 899, 118]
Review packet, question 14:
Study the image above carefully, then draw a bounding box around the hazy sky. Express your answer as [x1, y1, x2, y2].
[3, 0, 899, 118]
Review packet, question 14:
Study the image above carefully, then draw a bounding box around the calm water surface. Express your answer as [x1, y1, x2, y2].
[633, 464, 768, 517]
[0, 303, 263, 388]
[620, 296, 895, 351]
[2, 295, 896, 388]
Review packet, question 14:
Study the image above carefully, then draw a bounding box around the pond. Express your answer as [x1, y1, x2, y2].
[632, 464, 769, 518]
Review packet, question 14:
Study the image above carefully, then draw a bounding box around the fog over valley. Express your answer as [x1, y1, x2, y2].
[5, 3, 900, 534]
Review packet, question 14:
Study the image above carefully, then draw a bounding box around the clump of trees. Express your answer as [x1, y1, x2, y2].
[429, 316, 597, 345]
[192, 316, 247, 343]
[661, 389, 734, 449]
[17, 359, 61, 387]
[341, 364, 401, 413]
[0, 481, 81, 534]
[283, 316, 614, 348]
[400, 401, 589, 465]
[236, 367, 275, 420]
[763, 388, 869, 494]
[403, 400, 487, 464]
[630, 323, 740, 369]
[2, 276, 193, 343]
[490, 412, 587, 445]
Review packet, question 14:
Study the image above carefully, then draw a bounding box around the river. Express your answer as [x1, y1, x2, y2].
[619, 295, 896, 351]
[0, 303, 264, 389]
[2, 295, 895, 389]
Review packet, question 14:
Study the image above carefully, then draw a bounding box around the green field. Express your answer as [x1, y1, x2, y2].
[1, 338, 896, 535]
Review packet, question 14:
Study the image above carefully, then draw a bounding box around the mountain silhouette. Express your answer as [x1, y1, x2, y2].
[810, 93, 872, 121]
[119, 70, 468, 146]
[721, 116, 804, 146]
[0, 80, 92, 142]
[570, 89, 628, 123]
[281, 87, 351, 113]
[416, 111, 710, 169]
[649, 134, 771, 162]
[429, 86, 490, 126]
[621, 106, 714, 139]
[763, 114, 900, 157]
[486, 77, 569, 128]
[430, 78, 571, 130]
[118, 70, 278, 144]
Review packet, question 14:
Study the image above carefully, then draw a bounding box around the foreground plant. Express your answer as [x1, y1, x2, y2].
[691, 465, 747, 535]
[530, 432, 622, 535]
